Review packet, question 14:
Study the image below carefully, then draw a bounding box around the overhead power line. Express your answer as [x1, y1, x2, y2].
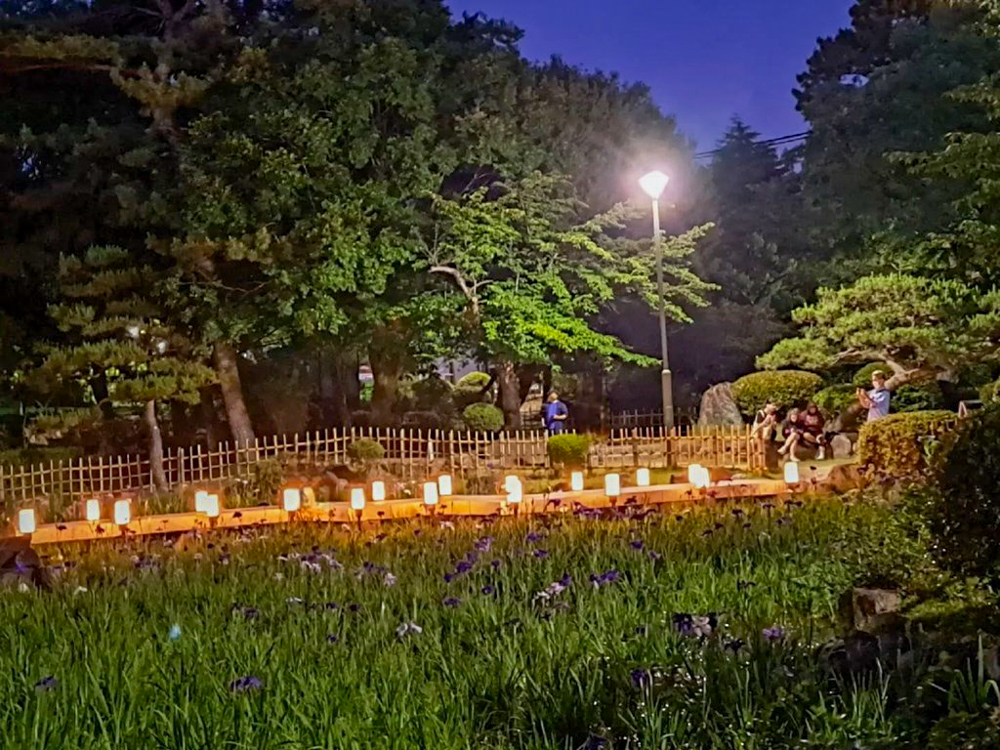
[693, 131, 811, 161]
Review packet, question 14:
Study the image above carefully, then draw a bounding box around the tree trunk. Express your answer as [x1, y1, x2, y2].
[370, 349, 403, 426]
[497, 361, 522, 429]
[145, 399, 168, 492]
[213, 342, 255, 445]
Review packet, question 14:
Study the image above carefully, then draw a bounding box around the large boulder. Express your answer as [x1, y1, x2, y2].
[697, 383, 743, 427]
[830, 433, 855, 460]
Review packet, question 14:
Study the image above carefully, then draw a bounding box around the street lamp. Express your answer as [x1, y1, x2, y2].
[639, 170, 674, 430]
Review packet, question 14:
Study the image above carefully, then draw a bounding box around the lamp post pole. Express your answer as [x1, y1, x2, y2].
[651, 198, 674, 430]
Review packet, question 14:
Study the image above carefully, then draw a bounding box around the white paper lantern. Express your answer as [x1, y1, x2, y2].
[194, 490, 209, 513]
[636, 468, 651, 487]
[283, 488, 301, 513]
[350, 487, 366, 511]
[437, 474, 453, 497]
[114, 499, 131, 526]
[605, 473, 621, 498]
[371, 480, 386, 503]
[687, 464, 703, 485]
[204, 493, 220, 518]
[17, 509, 36, 535]
[423, 481, 439, 506]
[784, 462, 800, 484]
[506, 476, 523, 504]
[570, 471, 585, 492]
[85, 499, 101, 522]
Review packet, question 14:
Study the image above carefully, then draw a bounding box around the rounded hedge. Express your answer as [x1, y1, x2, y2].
[929, 406, 1000, 581]
[731, 371, 823, 417]
[462, 403, 504, 432]
[453, 372, 493, 409]
[547, 434, 591, 468]
[347, 438, 386, 463]
[856, 410, 954, 478]
[812, 384, 857, 417]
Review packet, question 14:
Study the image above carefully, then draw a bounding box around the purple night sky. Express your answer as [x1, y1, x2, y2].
[446, 0, 856, 150]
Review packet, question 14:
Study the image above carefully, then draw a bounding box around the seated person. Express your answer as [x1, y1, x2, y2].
[800, 402, 827, 460]
[777, 407, 804, 461]
[751, 400, 779, 441]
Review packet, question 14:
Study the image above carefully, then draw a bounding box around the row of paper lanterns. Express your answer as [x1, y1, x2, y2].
[16, 463, 802, 535]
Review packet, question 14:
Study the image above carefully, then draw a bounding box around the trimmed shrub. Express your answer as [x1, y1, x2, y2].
[407, 376, 454, 412]
[852, 362, 891, 389]
[453, 372, 493, 409]
[856, 410, 954, 478]
[547, 434, 591, 468]
[892, 383, 944, 413]
[928, 406, 1000, 582]
[462, 403, 504, 432]
[347, 438, 386, 463]
[812, 385, 856, 417]
[731, 371, 823, 417]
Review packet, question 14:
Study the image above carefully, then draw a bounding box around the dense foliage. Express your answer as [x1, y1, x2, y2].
[857, 410, 955, 478]
[546, 434, 591, 468]
[462, 403, 505, 432]
[730, 370, 823, 417]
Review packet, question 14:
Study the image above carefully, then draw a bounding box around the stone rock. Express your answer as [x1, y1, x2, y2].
[826, 463, 864, 493]
[697, 383, 743, 427]
[829, 403, 865, 434]
[830, 433, 855, 460]
[840, 588, 902, 633]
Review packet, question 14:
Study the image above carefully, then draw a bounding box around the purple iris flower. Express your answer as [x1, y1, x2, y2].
[630, 668, 651, 689]
[762, 626, 786, 642]
[229, 676, 262, 693]
[474, 536, 494, 552]
[533, 549, 549, 559]
[526, 532, 544, 543]
[589, 570, 620, 587]
[629, 540, 644, 551]
[481, 584, 496, 596]
[443, 596, 461, 608]
[34, 676, 57, 692]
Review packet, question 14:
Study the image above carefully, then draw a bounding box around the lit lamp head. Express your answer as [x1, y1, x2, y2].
[85, 498, 101, 522]
[423, 481, 439, 506]
[283, 487, 301, 513]
[204, 493, 221, 518]
[784, 462, 800, 485]
[350, 487, 366, 511]
[687, 464, 703, 485]
[506, 477, 523, 504]
[570, 471, 585, 492]
[503, 475, 519, 493]
[639, 170, 670, 200]
[437, 474, 453, 497]
[371, 480, 386, 503]
[194, 490, 209, 513]
[636, 468, 651, 487]
[114, 499, 131, 526]
[17, 508, 36, 536]
[605, 473, 621, 498]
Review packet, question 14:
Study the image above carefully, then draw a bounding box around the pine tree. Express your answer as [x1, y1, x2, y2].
[29, 246, 215, 489]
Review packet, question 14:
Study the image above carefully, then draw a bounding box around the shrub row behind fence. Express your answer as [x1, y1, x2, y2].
[0, 425, 765, 504]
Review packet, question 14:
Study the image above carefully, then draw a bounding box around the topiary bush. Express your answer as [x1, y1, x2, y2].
[812, 385, 857, 417]
[453, 372, 493, 409]
[892, 383, 944, 413]
[462, 403, 504, 432]
[347, 438, 386, 463]
[926, 406, 1000, 582]
[731, 371, 823, 417]
[853, 362, 891, 389]
[857, 410, 955, 478]
[547, 434, 591, 468]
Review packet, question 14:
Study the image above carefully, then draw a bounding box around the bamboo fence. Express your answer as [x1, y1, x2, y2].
[0, 425, 765, 504]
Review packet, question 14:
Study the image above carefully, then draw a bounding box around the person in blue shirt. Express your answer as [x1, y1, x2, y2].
[543, 392, 569, 433]
[857, 370, 891, 421]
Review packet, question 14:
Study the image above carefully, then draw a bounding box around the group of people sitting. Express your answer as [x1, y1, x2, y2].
[749, 370, 891, 462]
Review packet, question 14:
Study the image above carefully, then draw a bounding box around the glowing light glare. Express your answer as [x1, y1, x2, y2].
[695, 467, 711, 489]
[503, 475, 519, 493]
[605, 473, 621, 498]
[636, 468, 651, 487]
[423, 482, 439, 506]
[204, 493, 220, 518]
[85, 499, 101, 522]
[437, 474, 453, 497]
[371, 480, 386, 503]
[350, 487, 366, 511]
[283, 488, 301, 513]
[17, 509, 36, 535]
[687, 464, 704, 485]
[639, 170, 670, 200]
[194, 490, 209, 513]
[570, 471, 585, 492]
[114, 499, 131, 526]
[506, 476, 523, 504]
[784, 462, 800, 484]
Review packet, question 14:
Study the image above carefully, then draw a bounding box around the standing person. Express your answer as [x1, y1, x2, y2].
[857, 370, 891, 422]
[544, 391, 569, 434]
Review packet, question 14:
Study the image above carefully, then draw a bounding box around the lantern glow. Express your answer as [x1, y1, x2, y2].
[350, 487, 366, 511]
[204, 493, 220, 518]
[114, 499, 131, 526]
[784, 462, 800, 484]
[636, 468, 651, 487]
[687, 464, 703, 485]
[371, 480, 386, 502]
[437, 474, 453, 497]
[17, 509, 36, 535]
[570, 471, 585, 492]
[283, 488, 301, 513]
[85, 499, 101, 522]
[605, 473, 621, 497]
[423, 481, 439, 506]
[194, 490, 209, 513]
[503, 475, 519, 493]
[506, 476, 523, 504]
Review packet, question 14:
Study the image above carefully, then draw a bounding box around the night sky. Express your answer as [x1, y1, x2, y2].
[446, 0, 856, 150]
